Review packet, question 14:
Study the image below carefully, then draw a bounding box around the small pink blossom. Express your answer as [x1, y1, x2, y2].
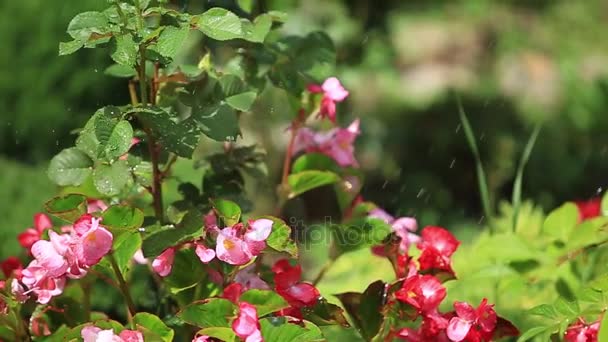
[446, 299, 497, 342]
[87, 199, 108, 213]
[11, 278, 28, 302]
[81, 325, 143, 342]
[235, 264, 270, 290]
[232, 302, 263, 342]
[369, 208, 419, 253]
[564, 318, 600, 342]
[307, 77, 349, 122]
[192, 336, 211, 342]
[195, 243, 216, 263]
[293, 119, 360, 167]
[118, 330, 144, 342]
[216, 219, 273, 266]
[153, 248, 175, 277]
[132, 249, 148, 265]
[18, 213, 53, 251]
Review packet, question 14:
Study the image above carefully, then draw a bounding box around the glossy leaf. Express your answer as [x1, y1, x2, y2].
[93, 160, 130, 196]
[100, 205, 144, 231]
[287, 170, 341, 198]
[155, 25, 190, 58]
[263, 216, 298, 257]
[259, 317, 324, 342]
[164, 248, 206, 294]
[331, 218, 392, 255]
[212, 199, 241, 226]
[48, 147, 94, 186]
[110, 33, 137, 67]
[196, 8, 245, 41]
[191, 103, 240, 142]
[178, 298, 237, 328]
[197, 327, 236, 342]
[335, 280, 385, 341]
[133, 312, 174, 342]
[59, 40, 84, 56]
[44, 193, 88, 222]
[67, 11, 110, 41]
[141, 209, 204, 258]
[239, 289, 290, 316]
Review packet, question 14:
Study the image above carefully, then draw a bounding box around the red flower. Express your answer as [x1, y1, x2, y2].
[1, 256, 23, 279]
[272, 259, 320, 308]
[564, 318, 599, 342]
[18, 213, 52, 250]
[396, 311, 450, 341]
[395, 274, 446, 316]
[417, 226, 460, 279]
[575, 198, 602, 221]
[446, 298, 497, 342]
[222, 283, 244, 303]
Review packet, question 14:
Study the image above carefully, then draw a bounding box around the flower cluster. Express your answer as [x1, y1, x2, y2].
[11, 214, 113, 304]
[307, 77, 349, 122]
[293, 119, 360, 167]
[152, 217, 274, 277]
[272, 259, 320, 317]
[564, 317, 600, 342]
[81, 325, 143, 342]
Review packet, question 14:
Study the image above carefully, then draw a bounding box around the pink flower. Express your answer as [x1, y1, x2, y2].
[192, 336, 211, 342]
[119, 137, 141, 161]
[395, 274, 446, 316]
[292, 119, 360, 167]
[81, 325, 143, 342]
[30, 238, 69, 278]
[195, 243, 216, 263]
[74, 216, 113, 266]
[152, 248, 175, 277]
[446, 299, 497, 342]
[565, 318, 600, 342]
[132, 249, 148, 265]
[216, 219, 273, 266]
[232, 302, 263, 342]
[11, 278, 28, 302]
[369, 208, 420, 253]
[272, 259, 319, 308]
[18, 213, 52, 250]
[308, 77, 349, 122]
[397, 311, 450, 341]
[417, 226, 460, 279]
[87, 199, 108, 213]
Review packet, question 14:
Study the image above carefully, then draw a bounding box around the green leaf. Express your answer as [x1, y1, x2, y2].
[67, 11, 110, 41]
[178, 298, 237, 328]
[543, 203, 579, 242]
[211, 199, 241, 226]
[291, 153, 340, 173]
[48, 147, 93, 186]
[164, 248, 206, 294]
[225, 91, 257, 111]
[96, 231, 141, 277]
[517, 326, 548, 342]
[196, 8, 244, 41]
[512, 123, 541, 231]
[287, 170, 341, 198]
[197, 327, 236, 342]
[133, 312, 174, 342]
[93, 160, 130, 196]
[77, 107, 134, 161]
[190, 103, 240, 142]
[602, 191, 608, 216]
[335, 280, 385, 341]
[155, 25, 190, 58]
[566, 217, 608, 250]
[457, 98, 493, 221]
[259, 317, 324, 342]
[331, 218, 392, 255]
[263, 216, 298, 257]
[248, 14, 272, 43]
[142, 209, 204, 258]
[239, 289, 290, 317]
[302, 298, 350, 327]
[111, 33, 138, 67]
[44, 193, 88, 222]
[59, 40, 84, 56]
[100, 205, 144, 231]
[135, 106, 200, 158]
[104, 64, 137, 78]
[599, 308, 608, 341]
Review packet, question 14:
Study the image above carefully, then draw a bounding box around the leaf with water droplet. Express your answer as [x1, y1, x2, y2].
[93, 160, 130, 196]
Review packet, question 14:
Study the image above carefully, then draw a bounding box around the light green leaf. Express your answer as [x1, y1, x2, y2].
[93, 160, 130, 196]
[100, 205, 144, 231]
[133, 312, 174, 342]
[197, 327, 236, 342]
[239, 289, 290, 317]
[196, 8, 244, 41]
[263, 216, 298, 257]
[59, 40, 84, 56]
[260, 317, 324, 342]
[287, 170, 341, 198]
[67, 11, 110, 41]
[111, 33, 138, 67]
[248, 14, 272, 43]
[77, 107, 133, 161]
[178, 298, 237, 328]
[291, 153, 340, 173]
[225, 91, 256, 111]
[543, 203, 579, 242]
[599, 308, 608, 341]
[104, 64, 137, 78]
[48, 147, 94, 186]
[211, 199, 241, 226]
[155, 25, 190, 58]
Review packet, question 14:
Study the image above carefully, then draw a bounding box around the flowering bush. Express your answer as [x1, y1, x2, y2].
[1, 1, 608, 342]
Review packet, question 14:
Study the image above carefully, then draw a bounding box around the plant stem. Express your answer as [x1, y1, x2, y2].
[275, 120, 299, 216]
[80, 281, 91, 321]
[312, 258, 335, 286]
[109, 253, 136, 321]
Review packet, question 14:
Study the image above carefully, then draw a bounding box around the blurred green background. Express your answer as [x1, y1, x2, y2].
[2, 0, 608, 279]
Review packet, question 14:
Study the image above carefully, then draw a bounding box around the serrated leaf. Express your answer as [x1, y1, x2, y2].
[287, 170, 341, 198]
[155, 25, 190, 58]
[59, 40, 84, 56]
[44, 193, 88, 222]
[48, 148, 94, 186]
[77, 107, 133, 161]
[67, 11, 110, 41]
[93, 160, 130, 196]
[111, 33, 138, 67]
[178, 298, 237, 328]
[239, 289, 289, 317]
[196, 8, 244, 41]
[190, 103, 240, 142]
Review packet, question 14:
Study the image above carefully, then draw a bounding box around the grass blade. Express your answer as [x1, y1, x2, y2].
[511, 123, 542, 232]
[457, 98, 493, 223]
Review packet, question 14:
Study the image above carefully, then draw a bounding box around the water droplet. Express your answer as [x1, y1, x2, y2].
[596, 187, 603, 195]
[138, 227, 146, 232]
[449, 159, 456, 168]
[478, 216, 485, 224]
[455, 124, 461, 133]
[94, 68, 99, 73]
[479, 133, 485, 141]
[416, 188, 426, 198]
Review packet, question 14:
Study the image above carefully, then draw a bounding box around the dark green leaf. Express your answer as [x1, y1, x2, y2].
[105, 63, 137, 78]
[331, 218, 392, 255]
[287, 170, 340, 198]
[44, 193, 88, 222]
[136, 106, 200, 158]
[59, 40, 84, 56]
[111, 33, 138, 67]
[302, 298, 350, 327]
[178, 298, 237, 328]
[239, 289, 290, 317]
[335, 280, 385, 341]
[190, 103, 240, 142]
[142, 209, 204, 258]
[512, 124, 541, 231]
[164, 248, 206, 294]
[155, 25, 190, 58]
[133, 312, 174, 342]
[48, 147, 94, 186]
[211, 199, 241, 226]
[76, 107, 133, 161]
[93, 160, 130, 196]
